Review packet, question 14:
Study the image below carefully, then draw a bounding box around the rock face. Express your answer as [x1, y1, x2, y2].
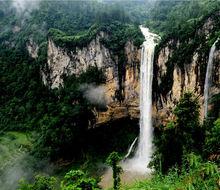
[44, 32, 113, 88]
[27, 38, 39, 58]
[42, 32, 141, 124]
[153, 12, 220, 125]
[42, 12, 220, 126]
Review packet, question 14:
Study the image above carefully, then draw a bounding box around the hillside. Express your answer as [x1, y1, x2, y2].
[0, 0, 219, 190]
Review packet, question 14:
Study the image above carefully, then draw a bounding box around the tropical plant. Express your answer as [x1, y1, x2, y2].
[106, 152, 123, 190]
[60, 170, 100, 190]
[18, 175, 56, 190]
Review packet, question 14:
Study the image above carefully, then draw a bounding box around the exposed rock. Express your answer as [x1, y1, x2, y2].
[154, 52, 203, 123]
[12, 26, 21, 33]
[42, 12, 220, 126]
[157, 40, 175, 77]
[42, 33, 141, 124]
[198, 17, 214, 39]
[26, 39, 39, 58]
[44, 32, 114, 88]
[153, 12, 220, 125]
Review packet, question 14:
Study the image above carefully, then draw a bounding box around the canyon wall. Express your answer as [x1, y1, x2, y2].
[153, 11, 220, 125]
[42, 32, 141, 125]
[42, 12, 220, 126]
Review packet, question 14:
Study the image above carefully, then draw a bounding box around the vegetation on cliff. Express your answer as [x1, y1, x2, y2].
[146, 0, 220, 38]
[0, 0, 219, 189]
[153, 3, 220, 103]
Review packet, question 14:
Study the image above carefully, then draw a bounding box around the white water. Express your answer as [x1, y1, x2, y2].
[122, 26, 159, 174]
[204, 39, 218, 118]
[124, 137, 137, 159]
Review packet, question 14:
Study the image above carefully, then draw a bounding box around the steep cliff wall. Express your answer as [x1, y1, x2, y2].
[42, 12, 220, 127]
[42, 32, 141, 124]
[153, 11, 220, 125]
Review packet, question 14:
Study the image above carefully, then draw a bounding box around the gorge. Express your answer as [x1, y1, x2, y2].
[0, 1, 219, 189]
[42, 11, 220, 127]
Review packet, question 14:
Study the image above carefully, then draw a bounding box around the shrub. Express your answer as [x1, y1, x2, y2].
[60, 170, 100, 190]
[18, 175, 56, 190]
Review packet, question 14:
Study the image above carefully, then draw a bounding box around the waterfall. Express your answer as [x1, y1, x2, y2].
[204, 39, 218, 118]
[122, 26, 159, 173]
[124, 137, 138, 159]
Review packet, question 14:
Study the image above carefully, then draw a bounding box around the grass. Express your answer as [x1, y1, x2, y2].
[0, 131, 32, 170]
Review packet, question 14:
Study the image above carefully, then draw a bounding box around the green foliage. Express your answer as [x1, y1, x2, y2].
[100, 22, 143, 53]
[33, 66, 106, 159]
[18, 175, 56, 190]
[209, 93, 220, 119]
[0, 0, 144, 138]
[0, 0, 143, 49]
[37, 42, 48, 66]
[174, 92, 200, 130]
[126, 154, 220, 190]
[0, 27, 109, 159]
[77, 66, 106, 85]
[0, 131, 32, 174]
[153, 1, 220, 98]
[60, 170, 100, 190]
[48, 24, 100, 51]
[216, 39, 220, 50]
[146, 0, 220, 38]
[152, 92, 204, 173]
[204, 119, 220, 163]
[0, 2, 219, 189]
[0, 47, 47, 130]
[34, 102, 92, 159]
[106, 152, 122, 190]
[106, 152, 122, 167]
[173, 92, 204, 153]
[18, 170, 100, 190]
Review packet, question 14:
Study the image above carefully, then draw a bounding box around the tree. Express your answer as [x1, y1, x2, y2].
[18, 175, 56, 190]
[60, 170, 100, 190]
[173, 92, 202, 153]
[152, 92, 204, 173]
[204, 119, 220, 163]
[106, 152, 122, 190]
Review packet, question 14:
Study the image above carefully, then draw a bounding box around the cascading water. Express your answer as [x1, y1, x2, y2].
[204, 39, 218, 118]
[124, 137, 137, 159]
[123, 26, 159, 174]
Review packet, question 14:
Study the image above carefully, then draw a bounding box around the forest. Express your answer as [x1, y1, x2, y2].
[0, 0, 219, 190]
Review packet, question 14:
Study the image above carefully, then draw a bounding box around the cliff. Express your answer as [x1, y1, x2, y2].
[42, 12, 220, 126]
[153, 11, 220, 125]
[42, 32, 141, 125]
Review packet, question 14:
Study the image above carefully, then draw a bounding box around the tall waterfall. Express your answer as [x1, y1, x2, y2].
[123, 26, 159, 173]
[204, 39, 218, 118]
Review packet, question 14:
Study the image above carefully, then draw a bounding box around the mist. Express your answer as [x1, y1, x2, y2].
[80, 84, 108, 107]
[0, 153, 54, 190]
[12, 0, 41, 14]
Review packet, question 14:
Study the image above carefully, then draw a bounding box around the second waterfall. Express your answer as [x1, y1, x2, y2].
[124, 26, 159, 173]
